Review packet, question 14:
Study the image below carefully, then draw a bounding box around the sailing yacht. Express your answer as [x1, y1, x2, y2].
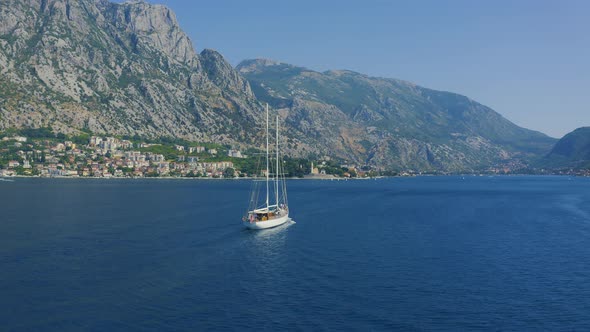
[242, 104, 289, 230]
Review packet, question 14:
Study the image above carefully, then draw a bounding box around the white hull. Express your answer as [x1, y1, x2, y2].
[243, 214, 289, 230]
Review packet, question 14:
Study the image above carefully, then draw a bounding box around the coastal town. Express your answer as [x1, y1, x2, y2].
[0, 131, 376, 179]
[0, 134, 245, 178]
[0, 131, 588, 178]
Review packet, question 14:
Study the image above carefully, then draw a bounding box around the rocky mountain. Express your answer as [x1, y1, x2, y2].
[541, 127, 590, 169]
[0, 0, 261, 145]
[0, 0, 558, 171]
[238, 59, 556, 171]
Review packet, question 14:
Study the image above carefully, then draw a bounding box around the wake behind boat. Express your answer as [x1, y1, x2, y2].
[242, 104, 290, 230]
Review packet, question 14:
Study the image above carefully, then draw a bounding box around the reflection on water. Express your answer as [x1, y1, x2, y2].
[248, 218, 295, 248]
[241, 219, 295, 282]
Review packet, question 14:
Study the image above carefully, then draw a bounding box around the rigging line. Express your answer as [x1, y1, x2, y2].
[265, 103, 269, 208]
[276, 114, 279, 208]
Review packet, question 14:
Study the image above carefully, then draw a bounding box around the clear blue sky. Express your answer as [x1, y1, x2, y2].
[121, 0, 589, 138]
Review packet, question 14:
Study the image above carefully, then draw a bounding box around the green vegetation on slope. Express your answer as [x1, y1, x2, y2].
[540, 127, 590, 169]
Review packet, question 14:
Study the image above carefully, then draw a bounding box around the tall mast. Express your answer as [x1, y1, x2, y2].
[265, 103, 269, 208]
[275, 115, 279, 207]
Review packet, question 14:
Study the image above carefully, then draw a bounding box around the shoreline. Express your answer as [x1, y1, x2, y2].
[0, 174, 586, 181]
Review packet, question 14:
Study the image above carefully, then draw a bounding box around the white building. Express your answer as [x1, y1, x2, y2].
[2, 136, 27, 142]
[228, 149, 244, 158]
[90, 136, 103, 146]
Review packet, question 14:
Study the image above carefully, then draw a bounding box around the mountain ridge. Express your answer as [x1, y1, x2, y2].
[237, 58, 556, 171]
[541, 127, 590, 169]
[0, 0, 559, 171]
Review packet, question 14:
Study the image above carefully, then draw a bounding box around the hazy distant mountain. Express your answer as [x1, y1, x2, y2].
[238, 59, 556, 171]
[541, 127, 590, 169]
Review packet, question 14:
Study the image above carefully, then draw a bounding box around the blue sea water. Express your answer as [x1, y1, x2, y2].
[1, 176, 590, 331]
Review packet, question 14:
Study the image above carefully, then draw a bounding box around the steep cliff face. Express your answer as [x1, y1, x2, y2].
[0, 0, 259, 144]
[238, 59, 556, 171]
[104, 0, 196, 64]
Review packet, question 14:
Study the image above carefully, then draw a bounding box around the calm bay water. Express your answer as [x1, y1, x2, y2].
[1, 176, 590, 331]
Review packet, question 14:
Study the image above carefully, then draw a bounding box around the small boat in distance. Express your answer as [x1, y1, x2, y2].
[242, 104, 290, 230]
